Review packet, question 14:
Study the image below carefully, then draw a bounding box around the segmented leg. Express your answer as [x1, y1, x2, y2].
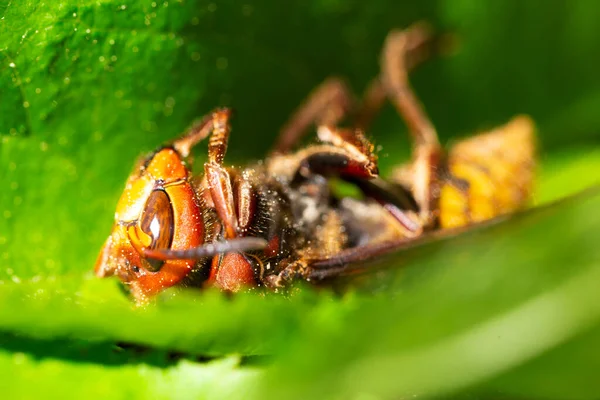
[274, 21, 436, 154]
[265, 24, 447, 289]
[272, 77, 356, 155]
[271, 117, 428, 235]
[140, 108, 269, 263]
[355, 78, 386, 131]
[274, 125, 378, 182]
[171, 114, 214, 158]
[202, 109, 240, 239]
[164, 108, 258, 240]
[317, 125, 377, 171]
[356, 22, 435, 130]
[381, 25, 438, 147]
[233, 171, 257, 235]
[380, 25, 443, 226]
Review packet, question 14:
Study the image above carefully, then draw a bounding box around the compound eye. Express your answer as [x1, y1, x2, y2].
[140, 189, 175, 271]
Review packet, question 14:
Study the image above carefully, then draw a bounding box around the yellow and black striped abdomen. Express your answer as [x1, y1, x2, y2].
[439, 116, 536, 229]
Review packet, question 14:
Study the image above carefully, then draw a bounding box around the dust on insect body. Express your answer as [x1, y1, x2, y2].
[94, 22, 536, 304]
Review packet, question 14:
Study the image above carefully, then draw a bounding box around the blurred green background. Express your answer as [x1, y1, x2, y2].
[1, 0, 600, 399]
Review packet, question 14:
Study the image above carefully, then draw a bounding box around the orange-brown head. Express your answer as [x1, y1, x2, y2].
[95, 147, 204, 302]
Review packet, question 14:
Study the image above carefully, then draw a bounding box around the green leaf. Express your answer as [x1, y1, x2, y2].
[256, 187, 600, 399]
[1, 186, 599, 399]
[0, 348, 259, 400]
[537, 147, 600, 205]
[0, 276, 355, 356]
[2, 0, 600, 399]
